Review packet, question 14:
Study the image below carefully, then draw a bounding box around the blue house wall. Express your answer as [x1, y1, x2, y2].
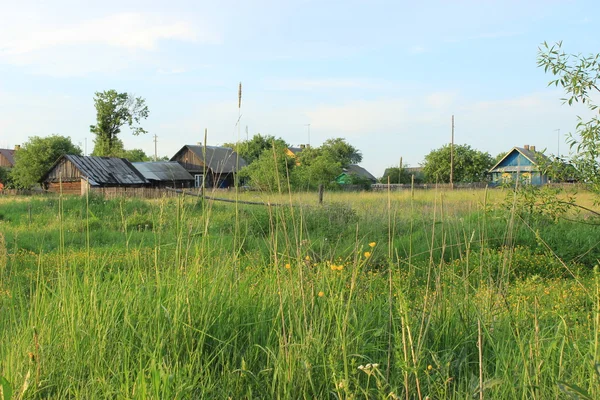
[490, 148, 549, 186]
[498, 151, 533, 168]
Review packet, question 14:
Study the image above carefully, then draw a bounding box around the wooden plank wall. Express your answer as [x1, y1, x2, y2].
[47, 181, 82, 195]
[0, 154, 12, 168]
[45, 158, 83, 182]
[90, 187, 185, 199]
[172, 149, 206, 172]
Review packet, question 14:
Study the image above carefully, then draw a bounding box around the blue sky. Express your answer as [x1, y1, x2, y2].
[0, 0, 598, 176]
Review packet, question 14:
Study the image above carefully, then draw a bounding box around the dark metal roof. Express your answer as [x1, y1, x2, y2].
[133, 161, 194, 182]
[0, 149, 15, 166]
[45, 155, 148, 186]
[344, 164, 377, 182]
[172, 145, 247, 173]
[287, 147, 304, 155]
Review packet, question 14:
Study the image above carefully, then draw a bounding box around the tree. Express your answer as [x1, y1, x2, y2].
[11, 135, 82, 188]
[320, 138, 362, 168]
[122, 149, 151, 162]
[0, 167, 12, 189]
[381, 165, 414, 184]
[238, 144, 295, 192]
[225, 134, 288, 165]
[292, 147, 342, 190]
[422, 144, 494, 183]
[538, 41, 600, 192]
[90, 90, 149, 157]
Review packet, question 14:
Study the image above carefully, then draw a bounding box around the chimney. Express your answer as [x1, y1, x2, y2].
[524, 144, 529, 150]
[530, 145, 536, 152]
[14, 145, 21, 151]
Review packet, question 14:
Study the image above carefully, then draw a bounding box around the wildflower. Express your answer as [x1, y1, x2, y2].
[285, 263, 291, 269]
[364, 251, 371, 258]
[318, 291, 325, 297]
[369, 242, 376, 248]
[427, 364, 433, 371]
[305, 255, 311, 261]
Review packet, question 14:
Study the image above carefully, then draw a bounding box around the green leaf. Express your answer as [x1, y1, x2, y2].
[0, 376, 13, 400]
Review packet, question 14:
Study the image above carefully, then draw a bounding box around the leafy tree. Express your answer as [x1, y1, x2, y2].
[292, 147, 342, 190]
[320, 138, 362, 167]
[11, 135, 82, 188]
[224, 134, 288, 165]
[122, 149, 151, 162]
[538, 41, 600, 192]
[239, 144, 295, 192]
[90, 90, 149, 157]
[0, 167, 12, 188]
[422, 144, 494, 183]
[381, 165, 413, 184]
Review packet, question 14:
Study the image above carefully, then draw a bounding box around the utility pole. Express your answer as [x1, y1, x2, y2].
[153, 134, 158, 161]
[399, 156, 403, 184]
[246, 125, 249, 141]
[84, 138, 87, 156]
[450, 115, 454, 189]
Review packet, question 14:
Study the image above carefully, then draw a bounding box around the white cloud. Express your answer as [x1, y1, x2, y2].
[0, 12, 207, 56]
[268, 78, 385, 91]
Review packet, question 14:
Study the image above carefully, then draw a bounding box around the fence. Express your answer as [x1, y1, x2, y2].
[370, 182, 489, 191]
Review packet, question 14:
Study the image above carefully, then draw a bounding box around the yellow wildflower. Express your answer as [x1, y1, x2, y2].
[427, 365, 433, 371]
[285, 263, 291, 269]
[369, 242, 376, 248]
[318, 291, 325, 297]
[305, 255, 311, 261]
[364, 251, 371, 258]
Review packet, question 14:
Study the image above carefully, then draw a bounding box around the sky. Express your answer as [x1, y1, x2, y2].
[0, 0, 599, 177]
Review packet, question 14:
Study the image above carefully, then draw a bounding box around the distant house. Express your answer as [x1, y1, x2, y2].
[489, 145, 550, 185]
[40, 155, 148, 195]
[170, 145, 247, 188]
[0, 147, 17, 190]
[285, 145, 308, 158]
[133, 161, 194, 189]
[336, 165, 377, 185]
[0, 148, 15, 168]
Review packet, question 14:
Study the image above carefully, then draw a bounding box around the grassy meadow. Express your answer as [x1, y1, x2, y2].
[1, 187, 600, 399]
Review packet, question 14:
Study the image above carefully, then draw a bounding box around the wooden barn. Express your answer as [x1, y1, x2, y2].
[0, 148, 15, 168]
[490, 145, 550, 186]
[170, 145, 247, 188]
[40, 155, 148, 195]
[132, 161, 194, 188]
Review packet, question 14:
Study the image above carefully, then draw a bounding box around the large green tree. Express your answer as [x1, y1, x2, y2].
[239, 144, 295, 192]
[538, 41, 600, 192]
[11, 135, 82, 188]
[320, 138, 362, 168]
[225, 134, 288, 165]
[292, 147, 342, 190]
[90, 90, 149, 157]
[381, 164, 415, 184]
[422, 144, 493, 183]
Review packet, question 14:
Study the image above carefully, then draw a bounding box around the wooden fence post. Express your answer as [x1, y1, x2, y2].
[318, 184, 324, 205]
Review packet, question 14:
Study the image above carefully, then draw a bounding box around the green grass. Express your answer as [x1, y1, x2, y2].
[1, 189, 599, 399]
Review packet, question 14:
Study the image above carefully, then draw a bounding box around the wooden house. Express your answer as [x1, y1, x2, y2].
[170, 145, 247, 188]
[336, 165, 377, 185]
[0, 148, 15, 168]
[0, 148, 16, 190]
[489, 145, 549, 185]
[40, 155, 148, 195]
[132, 161, 194, 188]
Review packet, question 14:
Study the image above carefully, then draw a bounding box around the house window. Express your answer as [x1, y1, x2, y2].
[194, 174, 204, 188]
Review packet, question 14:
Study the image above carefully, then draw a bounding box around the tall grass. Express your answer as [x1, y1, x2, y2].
[0, 188, 599, 398]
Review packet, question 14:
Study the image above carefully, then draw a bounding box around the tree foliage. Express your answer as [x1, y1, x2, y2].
[320, 138, 362, 168]
[538, 41, 600, 192]
[90, 90, 149, 157]
[225, 134, 288, 165]
[422, 144, 493, 183]
[0, 167, 11, 188]
[122, 149, 151, 162]
[292, 148, 342, 190]
[381, 165, 418, 184]
[11, 135, 82, 188]
[238, 144, 295, 192]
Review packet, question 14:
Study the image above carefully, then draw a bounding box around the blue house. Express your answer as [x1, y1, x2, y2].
[490, 145, 549, 185]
